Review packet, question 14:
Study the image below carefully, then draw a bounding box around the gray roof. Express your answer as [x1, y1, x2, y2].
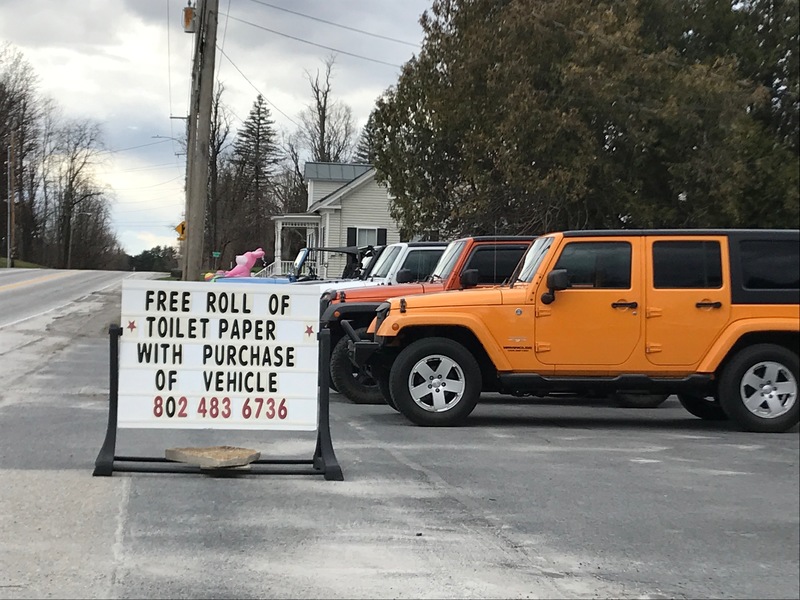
[304, 162, 373, 182]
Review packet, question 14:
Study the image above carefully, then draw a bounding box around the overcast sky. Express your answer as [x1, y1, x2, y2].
[0, 0, 432, 255]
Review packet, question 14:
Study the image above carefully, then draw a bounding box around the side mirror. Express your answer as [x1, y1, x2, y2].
[541, 269, 570, 305]
[460, 268, 479, 288]
[395, 268, 414, 284]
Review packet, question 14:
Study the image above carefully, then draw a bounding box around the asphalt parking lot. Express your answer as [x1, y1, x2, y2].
[0, 289, 797, 599]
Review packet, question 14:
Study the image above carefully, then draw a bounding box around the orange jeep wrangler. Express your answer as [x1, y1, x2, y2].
[351, 230, 800, 432]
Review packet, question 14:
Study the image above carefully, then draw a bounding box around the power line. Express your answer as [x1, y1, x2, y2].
[216, 46, 299, 126]
[115, 203, 185, 214]
[111, 163, 185, 173]
[221, 13, 403, 69]
[166, 0, 175, 119]
[248, 0, 419, 48]
[110, 175, 184, 191]
[115, 221, 184, 226]
[98, 139, 173, 155]
[165, 0, 180, 158]
[216, 0, 233, 81]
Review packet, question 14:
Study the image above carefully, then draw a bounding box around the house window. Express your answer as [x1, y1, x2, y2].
[347, 227, 387, 247]
[357, 228, 378, 246]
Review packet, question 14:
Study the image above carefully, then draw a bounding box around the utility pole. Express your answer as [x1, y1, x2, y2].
[183, 0, 218, 281]
[6, 127, 15, 268]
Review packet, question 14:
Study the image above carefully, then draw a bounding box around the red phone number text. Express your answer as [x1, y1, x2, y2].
[152, 396, 288, 420]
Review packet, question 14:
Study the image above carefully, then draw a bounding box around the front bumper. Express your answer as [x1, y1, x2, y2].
[350, 339, 380, 369]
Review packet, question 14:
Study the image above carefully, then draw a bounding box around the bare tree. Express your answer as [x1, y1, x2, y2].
[297, 56, 357, 163]
[52, 119, 107, 267]
[205, 84, 233, 265]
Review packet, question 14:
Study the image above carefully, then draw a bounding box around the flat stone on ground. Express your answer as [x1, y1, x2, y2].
[165, 446, 261, 469]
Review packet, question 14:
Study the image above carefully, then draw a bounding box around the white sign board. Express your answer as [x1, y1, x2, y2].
[118, 280, 321, 430]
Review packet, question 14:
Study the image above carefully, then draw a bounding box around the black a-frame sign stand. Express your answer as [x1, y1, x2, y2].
[93, 324, 343, 480]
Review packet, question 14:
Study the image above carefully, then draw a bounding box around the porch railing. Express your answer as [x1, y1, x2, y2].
[253, 260, 317, 278]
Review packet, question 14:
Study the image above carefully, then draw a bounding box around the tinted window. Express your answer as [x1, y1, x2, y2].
[515, 237, 554, 283]
[431, 240, 467, 281]
[653, 241, 722, 288]
[740, 240, 800, 290]
[554, 242, 631, 289]
[401, 249, 444, 281]
[464, 246, 528, 284]
[370, 246, 402, 278]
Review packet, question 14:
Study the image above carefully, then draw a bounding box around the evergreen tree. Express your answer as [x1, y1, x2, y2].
[233, 94, 280, 216]
[370, 0, 799, 238]
[224, 94, 281, 260]
[354, 111, 378, 164]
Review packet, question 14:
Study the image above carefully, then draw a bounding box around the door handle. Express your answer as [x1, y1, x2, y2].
[611, 301, 638, 309]
[696, 301, 722, 309]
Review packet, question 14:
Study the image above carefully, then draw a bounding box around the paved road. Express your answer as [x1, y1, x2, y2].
[0, 268, 133, 329]
[0, 271, 797, 599]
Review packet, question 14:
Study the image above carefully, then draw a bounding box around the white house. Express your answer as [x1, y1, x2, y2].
[270, 162, 402, 277]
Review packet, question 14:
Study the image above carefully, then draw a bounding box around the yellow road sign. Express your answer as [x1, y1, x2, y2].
[175, 221, 186, 241]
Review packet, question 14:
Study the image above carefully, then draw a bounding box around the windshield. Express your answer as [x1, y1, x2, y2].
[429, 240, 467, 281]
[369, 245, 402, 278]
[292, 248, 309, 274]
[513, 236, 554, 284]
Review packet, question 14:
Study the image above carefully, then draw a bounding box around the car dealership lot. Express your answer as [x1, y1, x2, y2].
[0, 277, 797, 599]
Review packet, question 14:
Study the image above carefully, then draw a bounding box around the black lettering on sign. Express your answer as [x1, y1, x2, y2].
[268, 371, 277, 393]
[145, 316, 209, 339]
[145, 290, 191, 312]
[204, 371, 275, 393]
[155, 370, 178, 391]
[187, 317, 209, 338]
[267, 294, 290, 316]
[217, 319, 276, 340]
[206, 292, 252, 314]
[137, 342, 183, 364]
[200, 344, 297, 367]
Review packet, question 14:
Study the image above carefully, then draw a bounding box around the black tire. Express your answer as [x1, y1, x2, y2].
[718, 344, 799, 433]
[389, 337, 481, 426]
[372, 363, 399, 411]
[677, 394, 728, 421]
[613, 392, 670, 409]
[329, 328, 384, 405]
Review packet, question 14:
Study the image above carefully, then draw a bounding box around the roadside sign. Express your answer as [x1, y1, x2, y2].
[175, 221, 186, 241]
[116, 280, 321, 430]
[93, 279, 341, 480]
[212, 251, 221, 258]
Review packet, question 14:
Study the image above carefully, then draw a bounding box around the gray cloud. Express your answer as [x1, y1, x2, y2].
[1, 0, 433, 254]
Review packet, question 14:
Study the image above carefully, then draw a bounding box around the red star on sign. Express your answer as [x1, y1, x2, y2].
[127, 320, 137, 332]
[305, 325, 314, 336]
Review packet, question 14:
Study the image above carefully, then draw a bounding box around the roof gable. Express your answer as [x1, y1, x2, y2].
[308, 167, 379, 212]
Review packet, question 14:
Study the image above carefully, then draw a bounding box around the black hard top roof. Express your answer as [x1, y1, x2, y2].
[453, 235, 536, 242]
[561, 229, 798, 238]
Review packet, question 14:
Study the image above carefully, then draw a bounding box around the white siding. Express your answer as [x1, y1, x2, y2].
[322, 210, 345, 277]
[339, 183, 402, 246]
[327, 182, 401, 278]
[307, 177, 402, 279]
[307, 181, 341, 209]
